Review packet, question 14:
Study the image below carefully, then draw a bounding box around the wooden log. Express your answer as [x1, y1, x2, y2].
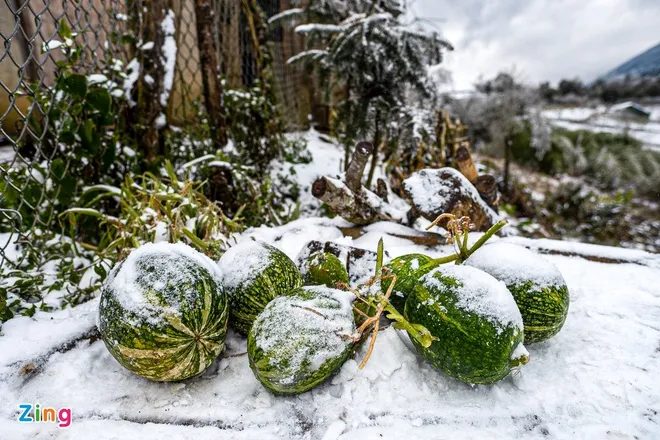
[455, 146, 479, 183]
[475, 174, 499, 211]
[375, 178, 389, 202]
[339, 226, 447, 247]
[312, 176, 394, 225]
[345, 141, 373, 193]
[194, 0, 228, 148]
[403, 168, 499, 231]
[132, 0, 167, 165]
[435, 110, 447, 165]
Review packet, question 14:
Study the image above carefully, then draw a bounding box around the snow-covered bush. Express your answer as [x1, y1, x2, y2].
[275, 0, 451, 187]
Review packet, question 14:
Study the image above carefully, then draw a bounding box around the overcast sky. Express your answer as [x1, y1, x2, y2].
[408, 0, 660, 90]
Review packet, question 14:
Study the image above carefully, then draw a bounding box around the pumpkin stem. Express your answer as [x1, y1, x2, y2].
[464, 219, 508, 260]
[351, 268, 435, 369]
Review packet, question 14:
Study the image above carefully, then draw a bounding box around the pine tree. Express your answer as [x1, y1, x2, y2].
[273, 0, 452, 187]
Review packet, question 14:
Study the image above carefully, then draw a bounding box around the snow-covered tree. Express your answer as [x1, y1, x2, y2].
[273, 0, 452, 187]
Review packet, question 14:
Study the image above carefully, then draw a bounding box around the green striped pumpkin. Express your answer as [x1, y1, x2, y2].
[98, 242, 229, 382]
[303, 252, 349, 288]
[247, 286, 356, 394]
[381, 253, 434, 312]
[405, 265, 529, 384]
[217, 241, 303, 335]
[465, 242, 569, 343]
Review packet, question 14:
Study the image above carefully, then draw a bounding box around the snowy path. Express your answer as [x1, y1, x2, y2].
[1, 218, 660, 439]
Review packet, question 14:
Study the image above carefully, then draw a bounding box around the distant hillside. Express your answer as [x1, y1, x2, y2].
[601, 42, 660, 81]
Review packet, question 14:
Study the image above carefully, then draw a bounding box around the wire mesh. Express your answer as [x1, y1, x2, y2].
[0, 0, 310, 270]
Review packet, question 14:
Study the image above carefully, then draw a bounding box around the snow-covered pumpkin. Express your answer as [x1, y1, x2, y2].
[98, 242, 229, 381]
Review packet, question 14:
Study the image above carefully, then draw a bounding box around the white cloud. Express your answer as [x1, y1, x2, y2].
[408, 0, 660, 90]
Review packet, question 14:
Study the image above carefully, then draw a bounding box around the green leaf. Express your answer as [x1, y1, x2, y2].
[375, 238, 384, 275]
[58, 175, 77, 206]
[59, 129, 76, 146]
[102, 142, 116, 172]
[64, 74, 87, 100]
[58, 20, 73, 40]
[90, 130, 102, 153]
[79, 119, 94, 148]
[121, 34, 136, 45]
[51, 158, 66, 180]
[62, 207, 106, 218]
[87, 88, 112, 116]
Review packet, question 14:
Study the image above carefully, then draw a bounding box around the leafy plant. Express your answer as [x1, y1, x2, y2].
[277, 1, 451, 187]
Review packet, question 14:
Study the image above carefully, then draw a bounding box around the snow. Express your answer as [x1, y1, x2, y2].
[465, 241, 566, 290]
[216, 240, 273, 291]
[608, 101, 651, 115]
[267, 7, 304, 24]
[542, 105, 660, 150]
[541, 107, 601, 121]
[159, 9, 177, 107]
[270, 130, 344, 216]
[82, 184, 121, 196]
[287, 49, 328, 65]
[87, 74, 108, 85]
[155, 112, 166, 128]
[0, 298, 98, 377]
[502, 236, 660, 269]
[252, 286, 356, 386]
[2, 222, 660, 438]
[180, 154, 216, 169]
[100, 242, 223, 327]
[42, 40, 64, 52]
[123, 57, 140, 105]
[509, 342, 529, 364]
[420, 265, 524, 332]
[295, 23, 346, 34]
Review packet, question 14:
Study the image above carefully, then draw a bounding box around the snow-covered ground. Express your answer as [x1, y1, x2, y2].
[1, 217, 660, 439]
[2, 131, 660, 439]
[542, 105, 660, 152]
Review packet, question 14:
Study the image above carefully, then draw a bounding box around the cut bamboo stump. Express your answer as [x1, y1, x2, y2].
[403, 168, 499, 231]
[312, 142, 405, 225]
[475, 174, 499, 211]
[455, 146, 478, 183]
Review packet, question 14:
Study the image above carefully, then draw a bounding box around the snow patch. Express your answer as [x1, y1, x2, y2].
[421, 265, 524, 332]
[100, 242, 223, 327]
[465, 241, 566, 290]
[216, 241, 273, 292]
[160, 9, 177, 107]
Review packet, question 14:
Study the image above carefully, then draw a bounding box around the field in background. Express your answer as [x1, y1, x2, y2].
[542, 104, 660, 152]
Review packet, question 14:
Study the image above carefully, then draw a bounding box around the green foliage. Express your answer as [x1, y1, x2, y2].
[65, 162, 235, 262]
[1, 16, 310, 325]
[0, 229, 103, 320]
[509, 124, 660, 195]
[0, 163, 242, 322]
[279, 1, 451, 162]
[224, 85, 284, 174]
[29, 42, 130, 185]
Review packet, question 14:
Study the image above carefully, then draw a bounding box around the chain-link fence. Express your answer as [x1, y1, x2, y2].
[0, 0, 310, 271]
